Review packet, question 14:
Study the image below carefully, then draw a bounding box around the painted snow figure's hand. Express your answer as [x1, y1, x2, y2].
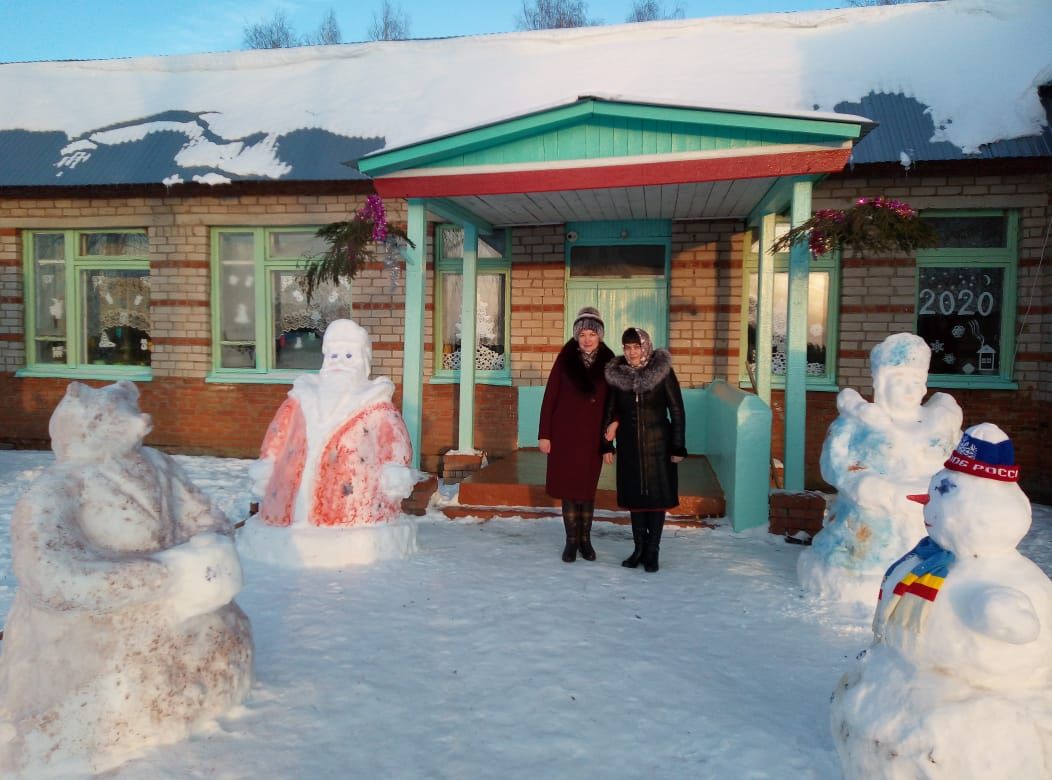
[155, 532, 243, 623]
[247, 457, 275, 500]
[835, 387, 866, 416]
[962, 585, 1041, 645]
[380, 463, 415, 502]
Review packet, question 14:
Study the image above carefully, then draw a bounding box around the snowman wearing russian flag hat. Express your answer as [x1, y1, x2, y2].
[831, 423, 1052, 780]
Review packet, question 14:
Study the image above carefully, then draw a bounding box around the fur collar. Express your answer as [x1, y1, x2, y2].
[605, 349, 673, 393]
[557, 339, 615, 395]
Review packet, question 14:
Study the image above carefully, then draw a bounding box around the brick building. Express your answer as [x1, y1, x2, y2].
[1, 2, 1050, 512]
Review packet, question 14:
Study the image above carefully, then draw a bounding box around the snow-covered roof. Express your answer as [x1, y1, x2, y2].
[0, 0, 1049, 187]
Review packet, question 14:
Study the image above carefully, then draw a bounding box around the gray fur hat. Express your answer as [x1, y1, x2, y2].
[572, 306, 605, 340]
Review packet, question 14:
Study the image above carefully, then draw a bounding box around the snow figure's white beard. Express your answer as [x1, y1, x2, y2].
[317, 369, 362, 422]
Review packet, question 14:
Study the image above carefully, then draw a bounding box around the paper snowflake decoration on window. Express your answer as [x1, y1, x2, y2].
[951, 325, 966, 338]
[943, 354, 956, 365]
[930, 340, 944, 353]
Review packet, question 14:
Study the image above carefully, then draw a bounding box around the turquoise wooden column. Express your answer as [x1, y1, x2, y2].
[784, 180, 812, 491]
[755, 211, 777, 405]
[401, 199, 427, 470]
[457, 222, 478, 452]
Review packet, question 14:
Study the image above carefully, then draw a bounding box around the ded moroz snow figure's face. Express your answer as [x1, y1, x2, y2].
[914, 423, 1031, 558]
[319, 319, 371, 387]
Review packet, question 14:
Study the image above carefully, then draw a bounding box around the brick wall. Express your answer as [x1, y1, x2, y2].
[0, 165, 1049, 500]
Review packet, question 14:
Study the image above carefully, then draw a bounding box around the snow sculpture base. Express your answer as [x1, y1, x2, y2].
[237, 514, 418, 568]
[796, 554, 883, 616]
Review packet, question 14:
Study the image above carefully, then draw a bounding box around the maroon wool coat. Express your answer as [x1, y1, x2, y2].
[538, 339, 616, 501]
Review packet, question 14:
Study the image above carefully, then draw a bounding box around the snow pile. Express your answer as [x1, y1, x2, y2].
[0, 381, 252, 777]
[831, 424, 1052, 779]
[0, 0, 1048, 181]
[240, 319, 417, 568]
[799, 333, 962, 609]
[0, 447, 1048, 777]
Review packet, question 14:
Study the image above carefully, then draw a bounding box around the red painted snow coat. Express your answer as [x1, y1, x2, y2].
[538, 339, 615, 501]
[257, 397, 411, 526]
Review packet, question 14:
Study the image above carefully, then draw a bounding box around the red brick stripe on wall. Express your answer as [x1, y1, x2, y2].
[0, 333, 22, 341]
[150, 260, 210, 269]
[354, 302, 406, 311]
[840, 349, 869, 360]
[841, 304, 914, 314]
[511, 304, 565, 313]
[512, 261, 564, 271]
[151, 299, 209, 307]
[0, 296, 22, 304]
[673, 346, 739, 357]
[152, 336, 210, 346]
[1016, 352, 1052, 362]
[0, 259, 20, 267]
[0, 229, 17, 237]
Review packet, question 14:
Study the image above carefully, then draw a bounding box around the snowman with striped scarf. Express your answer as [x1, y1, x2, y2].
[831, 423, 1052, 780]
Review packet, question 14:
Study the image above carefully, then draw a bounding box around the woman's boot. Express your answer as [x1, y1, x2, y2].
[642, 512, 665, 573]
[622, 512, 646, 568]
[578, 502, 596, 561]
[561, 501, 579, 562]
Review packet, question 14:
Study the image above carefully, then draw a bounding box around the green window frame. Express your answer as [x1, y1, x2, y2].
[739, 223, 841, 391]
[20, 228, 152, 381]
[432, 224, 512, 386]
[914, 209, 1018, 389]
[208, 227, 352, 382]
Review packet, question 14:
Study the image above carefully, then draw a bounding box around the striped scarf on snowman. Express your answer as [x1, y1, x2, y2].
[874, 536, 956, 636]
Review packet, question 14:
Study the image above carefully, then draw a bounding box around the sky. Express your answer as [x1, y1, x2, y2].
[0, 448, 1048, 777]
[0, 0, 843, 63]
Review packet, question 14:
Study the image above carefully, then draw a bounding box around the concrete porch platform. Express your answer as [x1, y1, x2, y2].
[449, 449, 725, 522]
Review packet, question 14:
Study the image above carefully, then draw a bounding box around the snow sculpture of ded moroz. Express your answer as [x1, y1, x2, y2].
[0, 380, 253, 777]
[798, 333, 962, 607]
[831, 424, 1052, 779]
[241, 318, 417, 567]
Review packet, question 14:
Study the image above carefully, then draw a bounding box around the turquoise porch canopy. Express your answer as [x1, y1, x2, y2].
[357, 96, 870, 523]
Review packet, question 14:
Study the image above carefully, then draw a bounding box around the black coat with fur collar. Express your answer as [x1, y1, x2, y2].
[538, 339, 616, 500]
[602, 349, 687, 510]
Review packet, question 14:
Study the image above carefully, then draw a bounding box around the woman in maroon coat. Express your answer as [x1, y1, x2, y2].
[538, 307, 615, 562]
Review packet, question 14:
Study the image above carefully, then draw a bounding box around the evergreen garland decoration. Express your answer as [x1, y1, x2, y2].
[300, 195, 414, 301]
[770, 197, 938, 257]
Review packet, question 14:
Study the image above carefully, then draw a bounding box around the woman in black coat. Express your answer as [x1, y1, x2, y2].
[538, 307, 616, 563]
[602, 327, 686, 573]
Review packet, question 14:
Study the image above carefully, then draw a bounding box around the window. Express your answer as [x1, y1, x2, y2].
[211, 227, 352, 378]
[22, 229, 151, 378]
[915, 210, 1018, 386]
[741, 224, 840, 388]
[434, 225, 511, 383]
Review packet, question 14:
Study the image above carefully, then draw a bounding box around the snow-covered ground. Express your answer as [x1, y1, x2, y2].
[0, 449, 1048, 779]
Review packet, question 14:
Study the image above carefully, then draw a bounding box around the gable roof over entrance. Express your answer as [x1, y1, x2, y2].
[359, 97, 870, 227]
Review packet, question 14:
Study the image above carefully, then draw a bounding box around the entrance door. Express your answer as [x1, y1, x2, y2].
[565, 242, 668, 347]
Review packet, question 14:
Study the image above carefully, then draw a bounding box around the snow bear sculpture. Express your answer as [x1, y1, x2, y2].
[0, 381, 253, 777]
[798, 333, 962, 607]
[241, 318, 417, 567]
[831, 424, 1052, 779]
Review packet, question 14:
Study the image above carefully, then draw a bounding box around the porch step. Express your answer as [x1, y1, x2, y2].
[453, 450, 725, 520]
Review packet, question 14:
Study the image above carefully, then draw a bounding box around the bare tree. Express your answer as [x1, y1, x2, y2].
[305, 8, 342, 46]
[243, 10, 299, 49]
[368, 1, 411, 41]
[626, 0, 685, 22]
[516, 0, 599, 30]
